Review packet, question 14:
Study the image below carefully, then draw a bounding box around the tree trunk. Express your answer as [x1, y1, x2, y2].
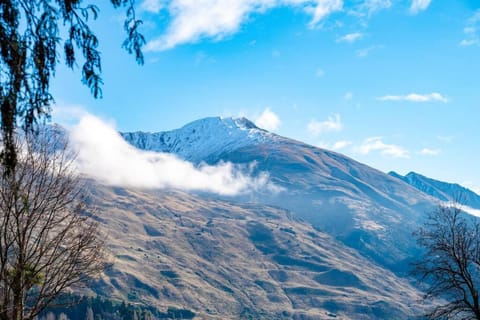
[12, 265, 24, 320]
[0, 97, 17, 176]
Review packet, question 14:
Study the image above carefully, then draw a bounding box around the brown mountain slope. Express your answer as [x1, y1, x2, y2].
[86, 184, 423, 319]
[122, 118, 437, 272]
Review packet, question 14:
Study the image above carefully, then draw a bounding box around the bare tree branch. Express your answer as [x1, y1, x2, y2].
[414, 202, 480, 319]
[0, 130, 106, 320]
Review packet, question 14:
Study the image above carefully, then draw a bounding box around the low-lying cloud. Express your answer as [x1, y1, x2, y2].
[68, 114, 278, 195]
[444, 202, 480, 219]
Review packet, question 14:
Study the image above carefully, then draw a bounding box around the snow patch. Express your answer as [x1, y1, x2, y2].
[121, 116, 278, 163]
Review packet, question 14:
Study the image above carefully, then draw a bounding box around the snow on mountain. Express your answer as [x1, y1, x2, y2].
[389, 171, 480, 209]
[121, 117, 277, 163]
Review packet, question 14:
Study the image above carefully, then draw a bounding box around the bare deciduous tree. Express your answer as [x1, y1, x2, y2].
[0, 130, 106, 320]
[414, 203, 480, 319]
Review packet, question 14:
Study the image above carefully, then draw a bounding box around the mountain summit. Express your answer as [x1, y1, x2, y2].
[121, 117, 275, 163]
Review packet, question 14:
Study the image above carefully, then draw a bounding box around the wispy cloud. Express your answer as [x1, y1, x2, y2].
[344, 91, 353, 100]
[356, 44, 382, 57]
[460, 38, 478, 47]
[307, 0, 343, 27]
[67, 113, 278, 195]
[308, 114, 343, 136]
[315, 68, 325, 77]
[409, 0, 432, 14]
[255, 108, 281, 131]
[437, 135, 453, 143]
[357, 137, 410, 158]
[141, 0, 164, 13]
[337, 32, 364, 43]
[332, 140, 352, 150]
[377, 92, 448, 103]
[145, 0, 344, 51]
[460, 10, 480, 47]
[361, 0, 392, 15]
[141, 0, 438, 50]
[419, 148, 441, 156]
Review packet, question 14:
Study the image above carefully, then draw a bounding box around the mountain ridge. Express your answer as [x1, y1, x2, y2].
[389, 171, 480, 209]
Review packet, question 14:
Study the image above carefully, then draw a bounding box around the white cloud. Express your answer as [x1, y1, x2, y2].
[419, 148, 441, 156]
[345, 0, 391, 17]
[461, 206, 480, 218]
[367, 0, 391, 11]
[351, 0, 392, 16]
[337, 32, 364, 43]
[307, 114, 343, 136]
[357, 137, 410, 158]
[460, 39, 479, 47]
[307, 0, 343, 27]
[377, 92, 448, 103]
[344, 91, 353, 100]
[437, 135, 453, 143]
[440, 201, 480, 218]
[141, 0, 164, 13]
[255, 108, 281, 131]
[68, 113, 278, 195]
[332, 140, 352, 150]
[356, 45, 382, 57]
[145, 0, 344, 51]
[409, 0, 432, 14]
[460, 10, 480, 47]
[316, 141, 330, 149]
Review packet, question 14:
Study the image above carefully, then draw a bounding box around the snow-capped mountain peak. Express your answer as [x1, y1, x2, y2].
[121, 116, 275, 162]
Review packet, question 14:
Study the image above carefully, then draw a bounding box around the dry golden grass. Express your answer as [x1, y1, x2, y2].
[87, 184, 423, 319]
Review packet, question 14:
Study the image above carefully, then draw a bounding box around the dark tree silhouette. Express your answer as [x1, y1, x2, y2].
[0, 0, 145, 174]
[0, 130, 107, 320]
[414, 203, 480, 319]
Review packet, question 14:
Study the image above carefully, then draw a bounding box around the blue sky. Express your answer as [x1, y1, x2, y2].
[51, 0, 480, 192]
